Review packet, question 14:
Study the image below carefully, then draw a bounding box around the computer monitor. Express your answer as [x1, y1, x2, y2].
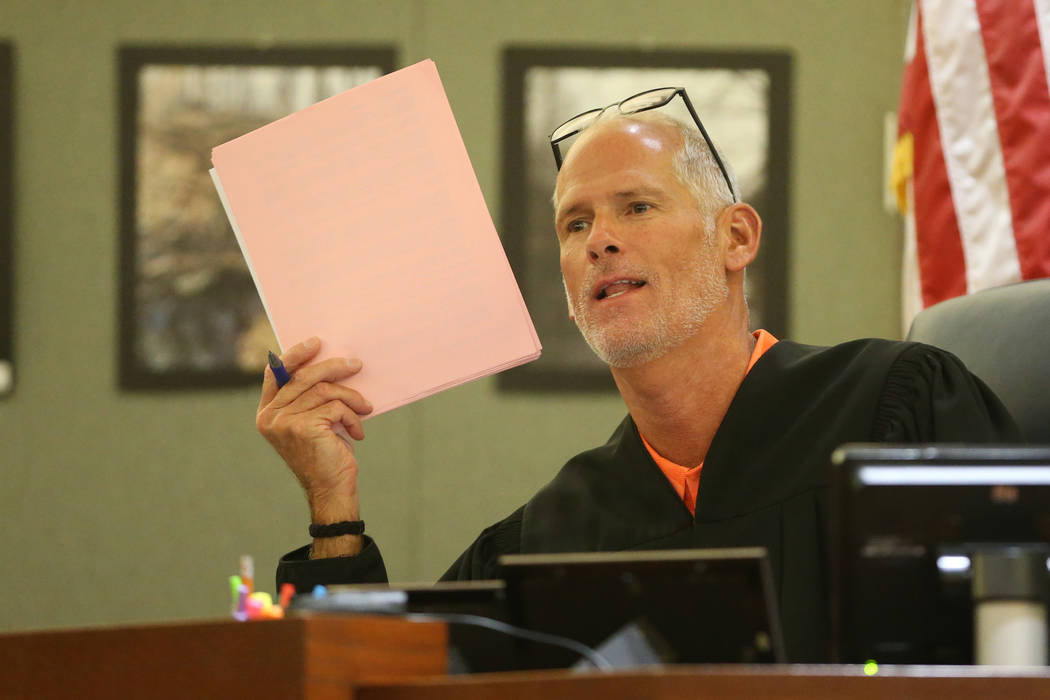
[500, 547, 785, 668]
[831, 444, 1050, 664]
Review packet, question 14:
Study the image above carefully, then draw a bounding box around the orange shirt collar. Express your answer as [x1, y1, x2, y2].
[746, 328, 779, 375]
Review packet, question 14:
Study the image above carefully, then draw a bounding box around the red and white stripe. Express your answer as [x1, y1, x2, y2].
[898, 0, 1050, 326]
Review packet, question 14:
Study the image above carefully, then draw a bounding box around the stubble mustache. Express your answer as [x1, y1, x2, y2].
[573, 264, 655, 310]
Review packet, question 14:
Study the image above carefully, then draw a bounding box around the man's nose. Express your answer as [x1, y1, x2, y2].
[586, 216, 622, 261]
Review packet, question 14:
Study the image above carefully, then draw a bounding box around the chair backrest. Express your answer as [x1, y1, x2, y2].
[906, 278, 1050, 443]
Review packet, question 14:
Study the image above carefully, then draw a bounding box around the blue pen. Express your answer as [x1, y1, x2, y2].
[268, 351, 292, 388]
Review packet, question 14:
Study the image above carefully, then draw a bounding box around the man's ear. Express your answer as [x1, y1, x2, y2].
[720, 203, 762, 272]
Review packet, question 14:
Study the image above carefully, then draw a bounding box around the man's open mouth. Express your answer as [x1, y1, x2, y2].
[596, 280, 646, 300]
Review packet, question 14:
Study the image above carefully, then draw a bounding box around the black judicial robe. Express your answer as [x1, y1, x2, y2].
[277, 339, 1019, 661]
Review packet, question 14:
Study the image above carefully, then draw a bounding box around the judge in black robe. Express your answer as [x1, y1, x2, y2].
[277, 337, 1019, 661]
[263, 108, 1021, 664]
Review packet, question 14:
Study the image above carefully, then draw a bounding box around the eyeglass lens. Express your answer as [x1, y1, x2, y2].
[550, 108, 604, 143]
[618, 87, 679, 114]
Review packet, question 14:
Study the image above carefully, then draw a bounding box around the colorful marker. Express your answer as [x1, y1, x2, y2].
[239, 554, 254, 594]
[228, 575, 242, 615]
[230, 564, 296, 621]
[279, 583, 296, 610]
[234, 583, 249, 621]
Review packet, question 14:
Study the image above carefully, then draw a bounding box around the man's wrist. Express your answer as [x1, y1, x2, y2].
[306, 488, 362, 559]
[309, 534, 363, 559]
[306, 488, 360, 524]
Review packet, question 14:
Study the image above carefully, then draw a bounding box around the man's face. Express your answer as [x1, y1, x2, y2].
[553, 120, 728, 368]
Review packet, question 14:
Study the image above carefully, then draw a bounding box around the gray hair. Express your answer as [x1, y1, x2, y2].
[552, 110, 739, 223]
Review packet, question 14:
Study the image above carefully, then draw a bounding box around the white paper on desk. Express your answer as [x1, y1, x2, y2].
[210, 59, 541, 417]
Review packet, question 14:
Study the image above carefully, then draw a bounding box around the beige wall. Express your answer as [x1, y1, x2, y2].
[0, 0, 910, 631]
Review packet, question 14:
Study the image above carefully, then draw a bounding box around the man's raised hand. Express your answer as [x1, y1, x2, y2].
[256, 337, 373, 555]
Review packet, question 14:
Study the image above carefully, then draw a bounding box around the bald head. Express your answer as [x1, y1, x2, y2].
[553, 112, 737, 221]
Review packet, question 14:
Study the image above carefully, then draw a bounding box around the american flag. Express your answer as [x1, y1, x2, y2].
[893, 0, 1050, 328]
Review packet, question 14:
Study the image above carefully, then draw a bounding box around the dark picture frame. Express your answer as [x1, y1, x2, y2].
[499, 48, 792, 392]
[0, 43, 13, 397]
[118, 45, 396, 390]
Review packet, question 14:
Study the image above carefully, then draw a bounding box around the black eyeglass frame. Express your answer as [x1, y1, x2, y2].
[548, 86, 737, 203]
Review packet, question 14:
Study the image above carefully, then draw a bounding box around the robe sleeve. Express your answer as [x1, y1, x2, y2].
[275, 536, 389, 593]
[872, 343, 1021, 442]
[439, 506, 524, 581]
[274, 507, 524, 591]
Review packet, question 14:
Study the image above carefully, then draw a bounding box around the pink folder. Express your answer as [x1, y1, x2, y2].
[211, 59, 541, 417]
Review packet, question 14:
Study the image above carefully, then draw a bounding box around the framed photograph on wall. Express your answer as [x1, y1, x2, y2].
[118, 46, 396, 390]
[500, 48, 791, 391]
[0, 43, 13, 397]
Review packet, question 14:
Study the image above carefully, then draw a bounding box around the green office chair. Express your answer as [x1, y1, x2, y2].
[906, 278, 1050, 443]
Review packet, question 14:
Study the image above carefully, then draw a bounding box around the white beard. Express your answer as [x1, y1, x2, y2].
[567, 256, 728, 368]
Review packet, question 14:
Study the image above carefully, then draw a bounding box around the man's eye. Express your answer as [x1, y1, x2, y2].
[630, 202, 652, 214]
[566, 220, 588, 233]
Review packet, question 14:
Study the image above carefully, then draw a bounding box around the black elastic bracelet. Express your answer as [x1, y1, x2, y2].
[309, 520, 365, 538]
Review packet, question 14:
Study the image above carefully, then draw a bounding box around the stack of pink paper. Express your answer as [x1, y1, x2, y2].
[211, 59, 541, 417]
